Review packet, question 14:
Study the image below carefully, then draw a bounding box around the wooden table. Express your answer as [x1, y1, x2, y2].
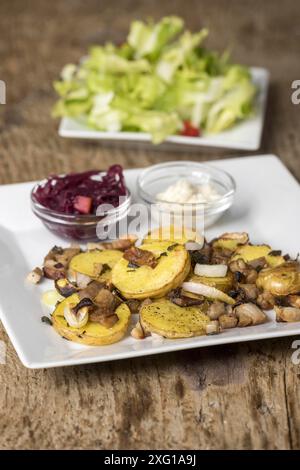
[0, 0, 299, 450]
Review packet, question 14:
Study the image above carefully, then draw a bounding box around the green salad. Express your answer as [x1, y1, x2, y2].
[53, 16, 257, 144]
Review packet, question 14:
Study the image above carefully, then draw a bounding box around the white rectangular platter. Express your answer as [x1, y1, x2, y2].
[59, 67, 269, 151]
[0, 154, 299, 369]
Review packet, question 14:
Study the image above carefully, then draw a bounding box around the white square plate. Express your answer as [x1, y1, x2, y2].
[59, 67, 269, 151]
[0, 155, 299, 369]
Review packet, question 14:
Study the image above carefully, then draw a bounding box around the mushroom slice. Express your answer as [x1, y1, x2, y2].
[234, 303, 267, 327]
[274, 306, 300, 323]
[78, 280, 106, 301]
[123, 246, 158, 268]
[210, 247, 232, 265]
[219, 314, 238, 329]
[238, 284, 259, 301]
[205, 320, 220, 335]
[229, 258, 248, 274]
[287, 295, 300, 309]
[26, 267, 43, 284]
[256, 291, 275, 310]
[190, 242, 212, 265]
[207, 301, 226, 320]
[55, 246, 81, 267]
[245, 268, 258, 284]
[43, 260, 66, 280]
[248, 257, 267, 270]
[44, 245, 80, 269]
[55, 278, 78, 297]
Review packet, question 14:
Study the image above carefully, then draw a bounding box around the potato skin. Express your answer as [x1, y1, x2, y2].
[52, 294, 130, 346]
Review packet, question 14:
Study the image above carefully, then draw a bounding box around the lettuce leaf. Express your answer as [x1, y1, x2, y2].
[53, 16, 257, 143]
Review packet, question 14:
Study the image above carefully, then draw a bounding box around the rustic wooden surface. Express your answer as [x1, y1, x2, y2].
[0, 0, 300, 450]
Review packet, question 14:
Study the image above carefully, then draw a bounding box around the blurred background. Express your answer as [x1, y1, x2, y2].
[0, 0, 299, 182]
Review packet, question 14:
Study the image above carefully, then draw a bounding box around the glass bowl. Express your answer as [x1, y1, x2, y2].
[31, 185, 132, 242]
[137, 161, 236, 229]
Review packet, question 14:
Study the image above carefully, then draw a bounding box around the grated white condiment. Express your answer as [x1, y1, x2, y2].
[156, 178, 220, 204]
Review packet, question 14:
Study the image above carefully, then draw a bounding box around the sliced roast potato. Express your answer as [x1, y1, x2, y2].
[52, 293, 130, 346]
[143, 225, 203, 246]
[231, 244, 285, 268]
[112, 242, 190, 299]
[212, 232, 249, 251]
[69, 249, 123, 281]
[140, 299, 209, 338]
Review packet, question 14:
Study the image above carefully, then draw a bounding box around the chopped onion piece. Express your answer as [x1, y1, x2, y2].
[185, 239, 204, 251]
[194, 264, 228, 277]
[75, 272, 91, 289]
[182, 281, 235, 304]
[64, 305, 89, 328]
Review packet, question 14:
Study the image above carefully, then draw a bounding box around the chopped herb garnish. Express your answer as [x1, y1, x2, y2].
[167, 243, 179, 251]
[127, 262, 140, 269]
[268, 250, 282, 256]
[41, 316, 52, 326]
[101, 263, 111, 274]
[157, 252, 168, 260]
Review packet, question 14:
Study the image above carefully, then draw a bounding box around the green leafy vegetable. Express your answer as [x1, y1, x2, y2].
[53, 16, 257, 143]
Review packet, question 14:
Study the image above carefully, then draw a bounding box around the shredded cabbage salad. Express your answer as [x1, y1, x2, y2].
[53, 16, 257, 144]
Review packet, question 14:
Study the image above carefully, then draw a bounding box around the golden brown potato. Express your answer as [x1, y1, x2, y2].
[142, 225, 203, 245]
[231, 244, 285, 268]
[112, 242, 190, 299]
[52, 294, 130, 345]
[140, 299, 209, 338]
[69, 249, 123, 281]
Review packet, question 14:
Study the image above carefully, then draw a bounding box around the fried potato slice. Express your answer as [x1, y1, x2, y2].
[112, 242, 190, 299]
[69, 249, 123, 281]
[143, 225, 203, 245]
[52, 293, 130, 345]
[231, 244, 285, 267]
[140, 299, 209, 338]
[212, 232, 249, 251]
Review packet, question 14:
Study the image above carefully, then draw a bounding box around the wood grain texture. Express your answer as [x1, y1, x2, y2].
[0, 0, 300, 450]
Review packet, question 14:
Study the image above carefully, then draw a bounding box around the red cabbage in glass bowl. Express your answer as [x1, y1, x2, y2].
[30, 165, 131, 241]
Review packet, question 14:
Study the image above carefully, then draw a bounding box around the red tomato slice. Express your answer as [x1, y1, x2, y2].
[180, 120, 200, 137]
